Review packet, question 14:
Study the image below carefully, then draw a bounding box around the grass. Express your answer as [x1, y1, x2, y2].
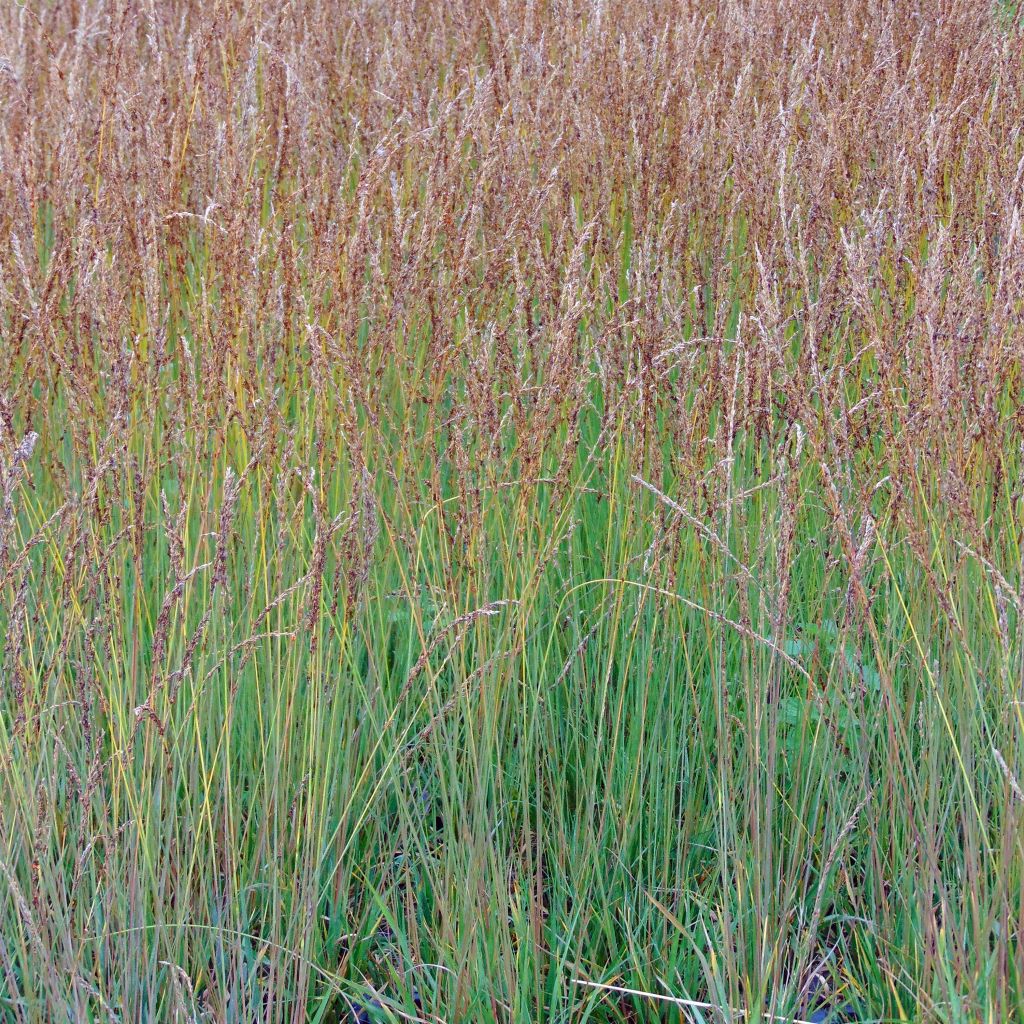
[1, 0, 1023, 1021]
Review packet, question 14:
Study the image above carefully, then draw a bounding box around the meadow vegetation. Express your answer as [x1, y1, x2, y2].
[1, 0, 1024, 1020]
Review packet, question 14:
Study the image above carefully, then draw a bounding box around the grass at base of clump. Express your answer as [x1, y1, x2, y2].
[2, 382, 1021, 1022]
[2, 0, 1024, 1021]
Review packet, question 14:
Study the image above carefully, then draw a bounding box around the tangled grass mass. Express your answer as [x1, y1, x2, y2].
[2, 1, 1024, 1020]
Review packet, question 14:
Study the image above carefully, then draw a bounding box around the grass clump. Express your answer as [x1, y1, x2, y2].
[1, 1, 1023, 1021]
